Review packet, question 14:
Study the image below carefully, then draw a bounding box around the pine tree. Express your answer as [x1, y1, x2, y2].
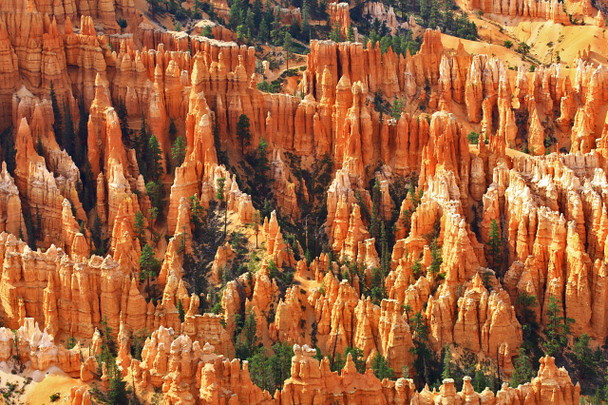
[146, 135, 164, 182]
[301, 0, 311, 39]
[488, 219, 502, 271]
[249, 136, 271, 202]
[543, 296, 574, 356]
[116, 98, 130, 147]
[177, 299, 185, 322]
[429, 239, 443, 281]
[229, 0, 244, 29]
[344, 347, 366, 373]
[133, 211, 146, 247]
[139, 243, 160, 298]
[253, 0, 263, 26]
[473, 369, 490, 391]
[106, 362, 129, 404]
[515, 292, 538, 342]
[145, 181, 164, 215]
[347, 25, 355, 41]
[202, 25, 213, 38]
[171, 136, 186, 168]
[269, 342, 293, 390]
[236, 114, 251, 154]
[329, 22, 344, 42]
[370, 267, 385, 305]
[371, 353, 394, 380]
[441, 345, 453, 380]
[259, 20, 270, 43]
[410, 311, 434, 388]
[235, 308, 257, 359]
[380, 221, 389, 276]
[249, 347, 273, 391]
[510, 347, 536, 387]
[135, 114, 149, 177]
[283, 33, 292, 70]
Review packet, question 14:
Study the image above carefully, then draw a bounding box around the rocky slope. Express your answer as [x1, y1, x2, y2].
[0, 0, 605, 402]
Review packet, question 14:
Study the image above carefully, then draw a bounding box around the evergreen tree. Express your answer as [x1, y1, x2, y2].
[269, 342, 293, 390]
[380, 221, 389, 276]
[202, 25, 214, 38]
[146, 135, 164, 182]
[177, 299, 185, 322]
[245, 9, 255, 34]
[133, 211, 146, 247]
[189, 195, 205, 237]
[370, 267, 386, 305]
[259, 20, 270, 43]
[235, 308, 257, 359]
[488, 219, 502, 271]
[329, 22, 344, 42]
[515, 292, 538, 343]
[473, 369, 490, 392]
[229, 0, 244, 29]
[371, 353, 394, 380]
[171, 136, 186, 168]
[236, 114, 251, 154]
[247, 136, 271, 203]
[139, 243, 160, 298]
[570, 333, 601, 379]
[249, 347, 273, 391]
[347, 25, 355, 41]
[116, 98, 130, 147]
[135, 114, 150, 177]
[301, 0, 311, 39]
[543, 296, 574, 356]
[410, 311, 436, 388]
[253, 0, 263, 26]
[510, 347, 536, 387]
[145, 181, 164, 216]
[441, 345, 453, 380]
[106, 363, 129, 404]
[344, 347, 366, 373]
[428, 239, 443, 282]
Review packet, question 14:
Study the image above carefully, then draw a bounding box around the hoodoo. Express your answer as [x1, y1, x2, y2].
[0, 0, 605, 402]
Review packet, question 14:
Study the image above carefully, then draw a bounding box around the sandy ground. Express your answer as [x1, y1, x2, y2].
[25, 373, 87, 405]
[0, 360, 84, 405]
[510, 20, 608, 65]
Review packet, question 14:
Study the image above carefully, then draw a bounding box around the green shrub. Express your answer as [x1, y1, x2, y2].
[467, 131, 480, 145]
